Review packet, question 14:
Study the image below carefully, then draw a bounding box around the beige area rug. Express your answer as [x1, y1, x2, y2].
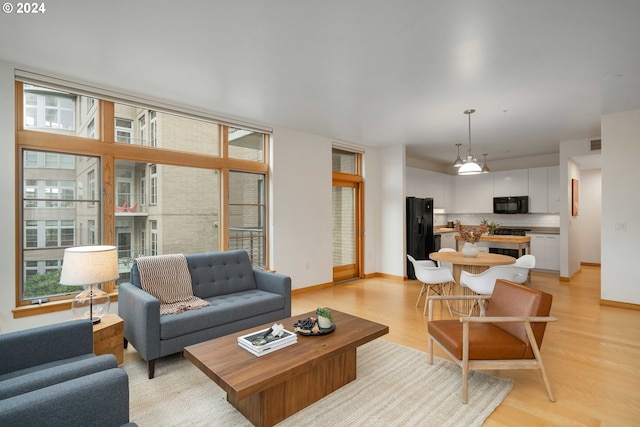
[123, 339, 513, 426]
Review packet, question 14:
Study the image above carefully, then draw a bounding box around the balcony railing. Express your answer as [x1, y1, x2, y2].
[229, 227, 265, 268]
[115, 193, 146, 214]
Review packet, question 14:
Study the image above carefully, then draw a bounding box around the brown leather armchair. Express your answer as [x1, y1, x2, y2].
[427, 279, 557, 403]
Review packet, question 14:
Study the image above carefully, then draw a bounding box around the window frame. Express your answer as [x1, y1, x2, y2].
[14, 80, 271, 318]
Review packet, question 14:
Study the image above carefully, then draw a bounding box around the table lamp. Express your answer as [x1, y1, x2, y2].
[60, 245, 119, 324]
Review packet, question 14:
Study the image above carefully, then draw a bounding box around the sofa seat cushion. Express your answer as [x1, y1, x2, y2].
[0, 354, 117, 400]
[429, 320, 529, 360]
[160, 290, 285, 340]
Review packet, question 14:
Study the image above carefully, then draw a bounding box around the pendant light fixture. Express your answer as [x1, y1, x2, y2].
[457, 109, 483, 175]
[481, 153, 490, 173]
[453, 143, 464, 167]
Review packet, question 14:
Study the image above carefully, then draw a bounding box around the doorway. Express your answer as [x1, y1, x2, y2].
[332, 148, 363, 283]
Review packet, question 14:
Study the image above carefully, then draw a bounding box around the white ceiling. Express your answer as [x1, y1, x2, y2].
[1, 1, 639, 169]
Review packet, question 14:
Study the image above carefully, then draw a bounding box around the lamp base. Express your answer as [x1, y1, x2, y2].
[71, 284, 111, 323]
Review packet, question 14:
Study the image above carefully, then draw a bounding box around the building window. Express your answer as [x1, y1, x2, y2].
[150, 110, 157, 147]
[88, 169, 96, 206]
[150, 220, 158, 256]
[140, 170, 146, 206]
[149, 164, 157, 205]
[139, 114, 146, 146]
[87, 119, 95, 139]
[115, 118, 133, 143]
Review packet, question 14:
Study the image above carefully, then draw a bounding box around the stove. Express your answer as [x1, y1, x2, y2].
[493, 228, 529, 236]
[490, 228, 530, 257]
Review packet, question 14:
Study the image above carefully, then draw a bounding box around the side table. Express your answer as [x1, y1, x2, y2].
[93, 313, 124, 365]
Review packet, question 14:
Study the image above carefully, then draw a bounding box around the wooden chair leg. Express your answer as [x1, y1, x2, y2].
[524, 322, 556, 402]
[415, 283, 426, 308]
[462, 322, 470, 404]
[423, 285, 434, 316]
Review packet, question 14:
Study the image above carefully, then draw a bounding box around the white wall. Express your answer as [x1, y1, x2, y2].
[270, 126, 333, 290]
[579, 169, 602, 264]
[270, 128, 390, 286]
[362, 147, 382, 276]
[559, 139, 593, 278]
[601, 109, 640, 304]
[0, 61, 17, 332]
[379, 145, 406, 278]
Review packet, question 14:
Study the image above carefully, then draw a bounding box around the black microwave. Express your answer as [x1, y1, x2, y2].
[493, 196, 529, 214]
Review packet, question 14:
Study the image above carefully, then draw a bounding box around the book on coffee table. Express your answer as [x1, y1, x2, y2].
[237, 327, 297, 356]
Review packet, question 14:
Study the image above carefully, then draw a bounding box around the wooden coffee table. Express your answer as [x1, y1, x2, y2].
[184, 309, 389, 427]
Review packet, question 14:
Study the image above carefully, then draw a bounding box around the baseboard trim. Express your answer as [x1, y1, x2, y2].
[600, 299, 640, 311]
[291, 282, 334, 295]
[581, 262, 601, 267]
[559, 266, 583, 282]
[364, 272, 404, 281]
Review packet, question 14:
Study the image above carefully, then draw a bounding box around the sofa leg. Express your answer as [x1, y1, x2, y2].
[123, 338, 128, 349]
[148, 360, 156, 379]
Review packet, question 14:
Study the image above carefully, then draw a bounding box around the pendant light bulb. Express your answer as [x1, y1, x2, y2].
[482, 154, 490, 173]
[453, 143, 464, 167]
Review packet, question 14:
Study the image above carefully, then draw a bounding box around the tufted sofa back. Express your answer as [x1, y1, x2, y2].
[131, 250, 257, 298]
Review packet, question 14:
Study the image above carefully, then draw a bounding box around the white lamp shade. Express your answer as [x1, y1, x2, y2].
[60, 245, 119, 285]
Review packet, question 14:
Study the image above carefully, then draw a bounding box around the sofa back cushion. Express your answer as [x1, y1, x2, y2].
[187, 250, 257, 298]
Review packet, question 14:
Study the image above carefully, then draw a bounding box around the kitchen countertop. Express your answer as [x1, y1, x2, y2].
[435, 226, 559, 235]
[433, 227, 457, 234]
[455, 235, 531, 243]
[525, 227, 559, 234]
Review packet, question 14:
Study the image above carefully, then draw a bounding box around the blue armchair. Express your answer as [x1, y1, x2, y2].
[0, 320, 134, 427]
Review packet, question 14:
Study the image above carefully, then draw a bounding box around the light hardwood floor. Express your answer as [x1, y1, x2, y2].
[292, 266, 640, 427]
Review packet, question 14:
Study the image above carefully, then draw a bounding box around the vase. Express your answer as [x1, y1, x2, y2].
[461, 242, 480, 258]
[317, 315, 332, 329]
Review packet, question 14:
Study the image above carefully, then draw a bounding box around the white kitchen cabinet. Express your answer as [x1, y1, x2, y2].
[440, 233, 456, 249]
[527, 166, 560, 213]
[454, 174, 493, 213]
[528, 167, 548, 213]
[547, 166, 560, 213]
[528, 233, 560, 271]
[493, 169, 529, 197]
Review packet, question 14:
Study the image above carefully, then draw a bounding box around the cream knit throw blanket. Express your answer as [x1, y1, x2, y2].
[136, 254, 210, 316]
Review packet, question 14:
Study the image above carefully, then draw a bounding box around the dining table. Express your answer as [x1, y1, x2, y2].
[429, 251, 516, 315]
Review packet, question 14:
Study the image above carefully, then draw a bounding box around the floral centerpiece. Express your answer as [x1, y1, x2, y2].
[454, 221, 488, 257]
[454, 220, 488, 243]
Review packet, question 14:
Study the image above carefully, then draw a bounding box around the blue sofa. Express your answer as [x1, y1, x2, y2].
[0, 320, 134, 427]
[118, 249, 291, 378]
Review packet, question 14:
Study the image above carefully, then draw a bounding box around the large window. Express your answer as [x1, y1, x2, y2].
[21, 150, 101, 300]
[16, 80, 270, 314]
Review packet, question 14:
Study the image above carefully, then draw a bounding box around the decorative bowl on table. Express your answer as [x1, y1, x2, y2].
[293, 317, 335, 336]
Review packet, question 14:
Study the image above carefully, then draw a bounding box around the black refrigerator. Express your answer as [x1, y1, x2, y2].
[406, 197, 435, 279]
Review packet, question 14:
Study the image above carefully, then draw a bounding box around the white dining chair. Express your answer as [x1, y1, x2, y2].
[408, 254, 455, 315]
[436, 248, 455, 273]
[459, 255, 535, 314]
